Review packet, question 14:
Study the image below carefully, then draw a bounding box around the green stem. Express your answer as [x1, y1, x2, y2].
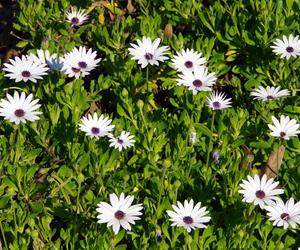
[277, 140, 283, 176]
[146, 67, 149, 93]
[72, 179, 82, 250]
[0, 220, 8, 250]
[184, 231, 192, 250]
[206, 112, 216, 168]
[156, 166, 167, 219]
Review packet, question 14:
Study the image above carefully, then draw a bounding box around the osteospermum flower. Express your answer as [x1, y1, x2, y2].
[177, 66, 217, 95]
[66, 7, 88, 26]
[268, 115, 300, 140]
[166, 199, 211, 233]
[207, 92, 232, 110]
[62, 46, 101, 78]
[171, 48, 206, 72]
[79, 113, 115, 138]
[109, 131, 135, 151]
[0, 91, 42, 125]
[250, 86, 290, 101]
[238, 174, 284, 209]
[3, 55, 48, 83]
[96, 193, 143, 234]
[189, 131, 197, 145]
[271, 34, 300, 59]
[265, 198, 300, 229]
[128, 36, 169, 68]
[29, 49, 64, 71]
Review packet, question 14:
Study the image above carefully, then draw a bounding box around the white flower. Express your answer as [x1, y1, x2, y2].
[29, 49, 64, 71]
[265, 198, 300, 229]
[66, 7, 88, 26]
[3, 55, 48, 83]
[268, 115, 300, 140]
[189, 131, 197, 144]
[250, 86, 290, 101]
[62, 46, 101, 78]
[271, 34, 300, 59]
[207, 92, 232, 110]
[177, 66, 217, 95]
[171, 48, 206, 72]
[0, 91, 42, 125]
[96, 193, 143, 234]
[109, 131, 135, 151]
[238, 174, 284, 209]
[128, 36, 169, 68]
[79, 113, 115, 138]
[166, 199, 211, 233]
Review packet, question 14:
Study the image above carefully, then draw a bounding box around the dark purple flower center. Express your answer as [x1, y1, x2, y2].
[183, 216, 193, 224]
[184, 61, 193, 68]
[78, 61, 87, 69]
[286, 46, 294, 53]
[280, 131, 286, 138]
[192, 79, 202, 87]
[21, 70, 31, 78]
[280, 213, 290, 221]
[255, 190, 265, 199]
[91, 127, 100, 135]
[266, 95, 274, 100]
[212, 101, 221, 109]
[114, 210, 125, 220]
[117, 138, 124, 144]
[71, 17, 79, 24]
[14, 109, 25, 117]
[144, 53, 153, 60]
[72, 67, 81, 73]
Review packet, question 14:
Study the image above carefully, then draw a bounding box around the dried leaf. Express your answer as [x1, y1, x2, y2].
[261, 145, 285, 179]
[88, 102, 98, 113]
[4, 49, 19, 63]
[127, 0, 135, 14]
[239, 144, 254, 170]
[163, 23, 173, 38]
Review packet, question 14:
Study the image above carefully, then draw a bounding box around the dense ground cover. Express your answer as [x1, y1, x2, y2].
[0, 0, 299, 249]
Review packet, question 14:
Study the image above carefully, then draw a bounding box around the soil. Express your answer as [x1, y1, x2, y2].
[0, 0, 17, 63]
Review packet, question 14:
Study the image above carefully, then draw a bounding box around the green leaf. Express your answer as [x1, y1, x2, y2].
[0, 196, 10, 209]
[16, 40, 29, 48]
[195, 124, 213, 138]
[250, 140, 271, 149]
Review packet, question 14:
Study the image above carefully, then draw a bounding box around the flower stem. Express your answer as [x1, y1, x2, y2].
[0, 220, 8, 250]
[206, 111, 216, 168]
[146, 66, 149, 93]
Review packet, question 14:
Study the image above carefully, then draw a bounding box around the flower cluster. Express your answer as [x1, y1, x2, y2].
[0, 4, 299, 239]
[239, 174, 300, 229]
[129, 37, 232, 110]
[78, 113, 135, 151]
[96, 193, 211, 234]
[3, 46, 100, 82]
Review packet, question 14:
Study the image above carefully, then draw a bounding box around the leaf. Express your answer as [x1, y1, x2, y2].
[250, 140, 271, 149]
[198, 12, 214, 33]
[98, 11, 105, 25]
[0, 196, 10, 209]
[261, 145, 285, 179]
[116, 104, 130, 119]
[128, 155, 139, 165]
[114, 230, 125, 245]
[195, 124, 213, 138]
[114, 245, 127, 250]
[16, 40, 29, 48]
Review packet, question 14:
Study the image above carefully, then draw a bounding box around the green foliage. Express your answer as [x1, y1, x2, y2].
[0, 0, 299, 249]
